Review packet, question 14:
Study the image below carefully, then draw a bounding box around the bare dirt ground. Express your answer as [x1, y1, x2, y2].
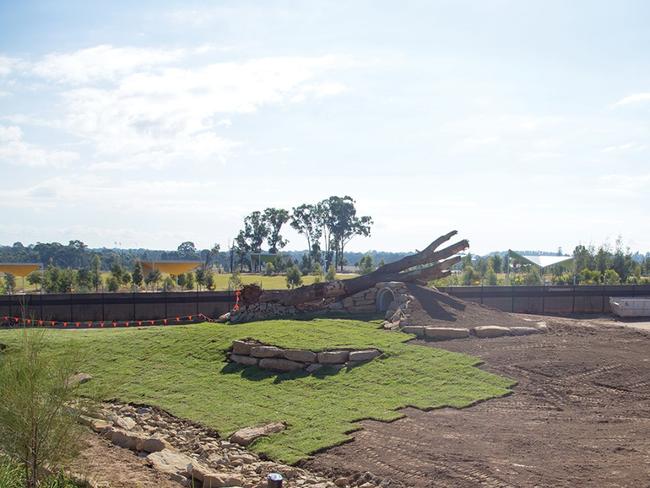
[306, 316, 650, 487]
[66, 433, 182, 488]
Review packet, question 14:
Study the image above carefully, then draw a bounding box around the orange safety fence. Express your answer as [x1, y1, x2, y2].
[1, 313, 217, 329]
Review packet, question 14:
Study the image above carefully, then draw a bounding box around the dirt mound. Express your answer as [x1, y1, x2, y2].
[404, 284, 532, 328]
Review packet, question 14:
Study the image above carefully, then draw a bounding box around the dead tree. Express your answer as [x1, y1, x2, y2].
[253, 230, 468, 307]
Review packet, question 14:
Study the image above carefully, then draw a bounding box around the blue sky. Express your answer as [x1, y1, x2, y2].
[1, 0, 649, 254]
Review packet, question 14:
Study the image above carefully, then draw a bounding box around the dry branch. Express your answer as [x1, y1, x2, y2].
[257, 230, 469, 307]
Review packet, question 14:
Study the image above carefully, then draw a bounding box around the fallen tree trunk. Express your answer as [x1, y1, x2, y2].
[257, 230, 469, 307]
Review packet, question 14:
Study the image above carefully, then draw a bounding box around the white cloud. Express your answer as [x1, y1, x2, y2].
[0, 55, 19, 76]
[290, 81, 348, 102]
[602, 142, 647, 152]
[0, 45, 352, 171]
[52, 54, 349, 169]
[597, 173, 650, 197]
[31, 44, 185, 84]
[0, 125, 79, 168]
[612, 92, 650, 107]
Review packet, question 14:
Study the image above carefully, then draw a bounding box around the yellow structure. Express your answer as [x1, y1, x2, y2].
[0, 263, 41, 277]
[140, 261, 201, 275]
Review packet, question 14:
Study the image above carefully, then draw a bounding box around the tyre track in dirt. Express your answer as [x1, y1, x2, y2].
[306, 318, 650, 487]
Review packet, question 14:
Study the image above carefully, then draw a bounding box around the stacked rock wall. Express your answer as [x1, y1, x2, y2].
[228, 339, 382, 373]
[228, 281, 408, 323]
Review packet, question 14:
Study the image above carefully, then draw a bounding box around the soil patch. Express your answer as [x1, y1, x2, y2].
[305, 317, 650, 487]
[66, 432, 182, 488]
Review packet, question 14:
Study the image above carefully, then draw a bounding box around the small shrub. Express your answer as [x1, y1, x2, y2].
[325, 264, 336, 281]
[358, 255, 374, 275]
[462, 266, 475, 285]
[286, 265, 303, 289]
[604, 269, 621, 285]
[228, 272, 243, 291]
[0, 330, 86, 488]
[485, 267, 498, 285]
[205, 271, 216, 290]
[185, 272, 196, 290]
[106, 275, 120, 292]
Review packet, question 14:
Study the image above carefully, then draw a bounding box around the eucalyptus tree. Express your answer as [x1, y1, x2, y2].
[264, 208, 290, 254]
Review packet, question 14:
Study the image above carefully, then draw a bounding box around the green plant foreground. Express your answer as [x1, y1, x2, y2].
[0, 456, 80, 488]
[0, 319, 514, 464]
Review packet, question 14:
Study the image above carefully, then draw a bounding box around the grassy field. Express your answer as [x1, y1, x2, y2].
[0, 319, 513, 463]
[209, 272, 356, 291]
[10, 272, 357, 293]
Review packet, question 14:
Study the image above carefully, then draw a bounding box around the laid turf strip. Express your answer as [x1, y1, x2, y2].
[0, 319, 514, 463]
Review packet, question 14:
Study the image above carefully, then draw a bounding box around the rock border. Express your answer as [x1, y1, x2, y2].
[399, 323, 548, 341]
[228, 340, 382, 373]
[78, 402, 386, 488]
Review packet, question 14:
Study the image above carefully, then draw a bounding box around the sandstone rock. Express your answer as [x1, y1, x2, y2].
[109, 429, 141, 450]
[400, 325, 425, 337]
[146, 449, 193, 478]
[348, 349, 381, 362]
[187, 461, 240, 485]
[351, 305, 376, 313]
[114, 415, 137, 430]
[326, 364, 346, 372]
[230, 354, 258, 366]
[66, 372, 92, 387]
[230, 422, 285, 446]
[250, 346, 284, 358]
[90, 419, 111, 433]
[306, 363, 323, 373]
[424, 327, 470, 341]
[283, 349, 317, 363]
[202, 471, 245, 487]
[473, 325, 511, 338]
[259, 358, 304, 372]
[509, 326, 542, 336]
[136, 436, 170, 453]
[317, 350, 349, 364]
[232, 340, 254, 355]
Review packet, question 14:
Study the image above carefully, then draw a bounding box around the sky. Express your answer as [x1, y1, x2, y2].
[0, 0, 649, 255]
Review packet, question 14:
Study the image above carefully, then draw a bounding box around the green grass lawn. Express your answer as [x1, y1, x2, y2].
[11, 272, 357, 293]
[208, 272, 357, 291]
[0, 319, 513, 463]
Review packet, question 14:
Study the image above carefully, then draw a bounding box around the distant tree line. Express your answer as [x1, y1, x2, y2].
[436, 239, 650, 287]
[0, 240, 224, 271]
